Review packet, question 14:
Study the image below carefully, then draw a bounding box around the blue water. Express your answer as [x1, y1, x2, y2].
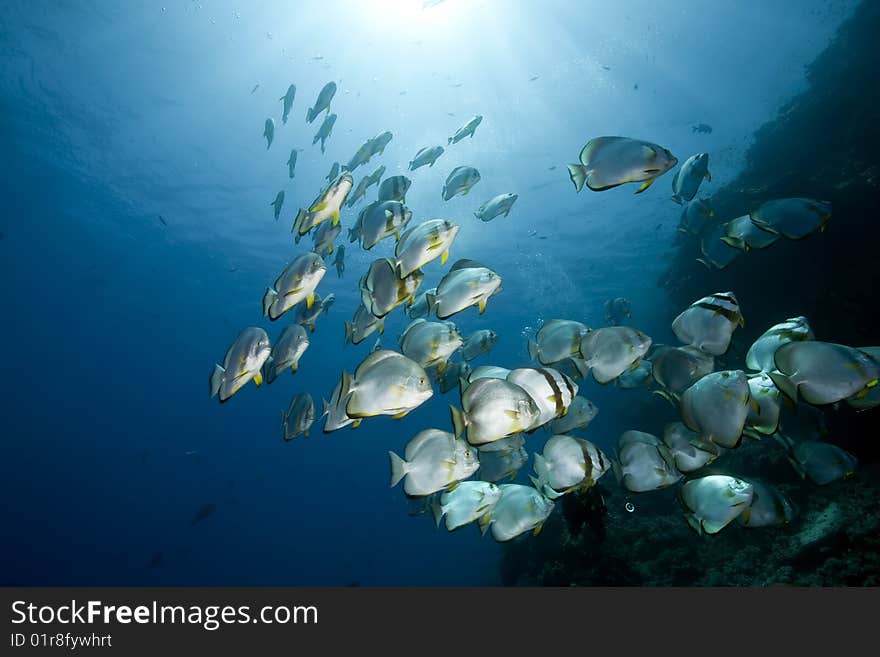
[0, 0, 860, 585]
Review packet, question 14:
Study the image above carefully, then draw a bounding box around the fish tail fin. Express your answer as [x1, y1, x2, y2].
[478, 512, 492, 537]
[389, 451, 409, 488]
[610, 450, 622, 485]
[768, 370, 797, 403]
[431, 496, 443, 528]
[312, 134, 319, 145]
[209, 364, 225, 398]
[527, 338, 539, 362]
[450, 405, 467, 439]
[343, 321, 353, 346]
[321, 398, 330, 418]
[447, 137, 453, 145]
[458, 376, 470, 398]
[340, 370, 354, 403]
[720, 235, 747, 251]
[566, 164, 589, 192]
[671, 195, 683, 205]
[652, 389, 679, 406]
[306, 107, 315, 123]
[425, 291, 437, 316]
[262, 287, 277, 317]
[570, 357, 590, 379]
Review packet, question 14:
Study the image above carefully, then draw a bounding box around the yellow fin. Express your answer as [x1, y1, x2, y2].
[503, 409, 519, 420]
[391, 411, 408, 420]
[706, 170, 712, 182]
[306, 293, 315, 309]
[478, 298, 487, 314]
[352, 419, 362, 429]
[328, 244, 334, 254]
[291, 363, 298, 373]
[867, 379, 878, 388]
[635, 178, 655, 194]
[437, 361, 447, 374]
[533, 522, 544, 536]
[440, 250, 449, 265]
[310, 201, 326, 213]
[253, 372, 263, 386]
[331, 210, 340, 226]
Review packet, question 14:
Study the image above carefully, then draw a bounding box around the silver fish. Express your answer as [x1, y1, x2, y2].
[395, 219, 459, 278]
[448, 115, 482, 145]
[528, 319, 590, 365]
[736, 480, 795, 528]
[680, 370, 752, 448]
[474, 193, 518, 222]
[604, 297, 632, 326]
[484, 484, 554, 541]
[451, 377, 541, 446]
[398, 318, 463, 371]
[344, 303, 385, 346]
[671, 292, 743, 356]
[460, 329, 497, 361]
[679, 475, 753, 535]
[427, 259, 502, 319]
[270, 190, 284, 220]
[340, 349, 433, 420]
[389, 429, 479, 497]
[769, 341, 879, 405]
[721, 214, 779, 251]
[280, 84, 296, 124]
[359, 258, 424, 318]
[750, 198, 832, 239]
[360, 200, 413, 250]
[661, 421, 721, 472]
[775, 435, 857, 485]
[263, 117, 275, 149]
[671, 152, 710, 205]
[745, 316, 814, 373]
[409, 145, 445, 170]
[432, 481, 502, 531]
[264, 323, 309, 383]
[549, 396, 598, 434]
[378, 175, 412, 203]
[281, 393, 314, 441]
[312, 112, 337, 153]
[567, 136, 677, 194]
[209, 327, 271, 403]
[442, 166, 481, 200]
[262, 252, 327, 321]
[306, 81, 336, 123]
[578, 326, 652, 384]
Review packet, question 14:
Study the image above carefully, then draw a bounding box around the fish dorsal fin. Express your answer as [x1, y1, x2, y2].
[578, 136, 618, 165]
[450, 258, 486, 272]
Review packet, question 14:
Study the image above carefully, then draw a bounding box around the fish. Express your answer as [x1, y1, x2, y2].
[670, 153, 711, 205]
[567, 136, 678, 194]
[750, 198, 832, 239]
[436, 360, 472, 394]
[326, 161, 340, 182]
[251, 84, 260, 94]
[312, 112, 337, 153]
[442, 166, 481, 200]
[462, 365, 512, 395]
[280, 84, 296, 124]
[450, 377, 541, 446]
[700, 223, 742, 269]
[346, 131, 393, 172]
[286, 149, 298, 179]
[769, 341, 879, 405]
[677, 197, 714, 235]
[395, 219, 460, 278]
[432, 481, 502, 531]
[409, 145, 445, 170]
[745, 316, 814, 373]
[549, 396, 598, 434]
[679, 475, 754, 535]
[736, 480, 795, 528]
[333, 244, 345, 278]
[692, 123, 712, 134]
[378, 175, 412, 203]
[262, 252, 327, 321]
[365, 164, 386, 189]
[650, 345, 715, 398]
[671, 292, 743, 356]
[346, 176, 372, 208]
[613, 430, 682, 492]
[321, 378, 356, 433]
[528, 319, 590, 366]
[460, 329, 497, 361]
[448, 115, 483, 145]
[529, 75, 540, 81]
[478, 446, 529, 482]
[270, 190, 285, 220]
[263, 324, 309, 383]
[427, 259, 502, 319]
[506, 367, 577, 430]
[209, 327, 272, 403]
[398, 318, 463, 371]
[281, 393, 315, 441]
[847, 347, 880, 410]
[532, 435, 610, 499]
[344, 303, 385, 346]
[291, 173, 353, 240]
[263, 118, 275, 148]
[191, 503, 216, 526]
[311, 221, 341, 258]
[306, 81, 337, 123]
[340, 349, 433, 420]
[483, 484, 554, 541]
[578, 326, 652, 384]
[389, 429, 479, 497]
[360, 258, 424, 319]
[293, 292, 334, 333]
[720, 214, 779, 251]
[616, 359, 653, 389]
[680, 370, 753, 448]
[474, 193, 518, 222]
[774, 435, 857, 485]
[158, 215, 167, 227]
[407, 287, 437, 320]
[661, 422, 721, 472]
[604, 297, 632, 326]
[360, 200, 413, 250]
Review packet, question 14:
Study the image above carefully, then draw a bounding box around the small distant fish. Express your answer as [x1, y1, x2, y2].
[191, 503, 216, 526]
[184, 449, 198, 456]
[423, 0, 446, 7]
[263, 118, 275, 149]
[146, 551, 163, 569]
[451, 83, 463, 88]
[270, 190, 285, 220]
[307, 81, 337, 123]
[251, 84, 259, 94]
[158, 215, 167, 227]
[633, 83, 639, 90]
[692, 123, 713, 134]
[547, 165, 557, 170]
[280, 84, 296, 124]
[312, 55, 324, 61]
[602, 65, 611, 71]
[529, 75, 540, 81]
[448, 115, 482, 145]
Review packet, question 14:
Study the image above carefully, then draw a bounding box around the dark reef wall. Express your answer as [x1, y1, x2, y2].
[502, 1, 880, 586]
